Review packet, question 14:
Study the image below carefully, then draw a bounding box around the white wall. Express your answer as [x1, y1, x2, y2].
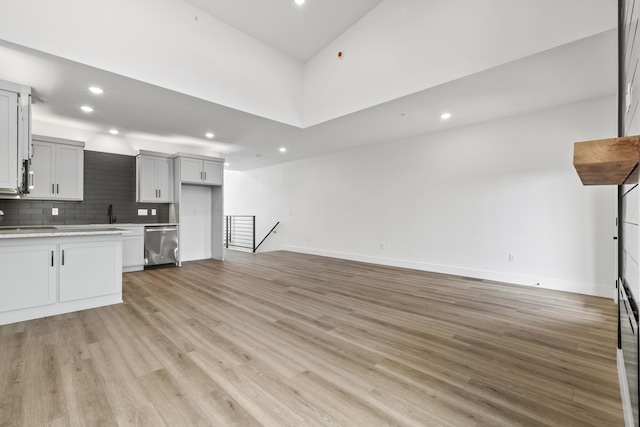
[225, 96, 617, 297]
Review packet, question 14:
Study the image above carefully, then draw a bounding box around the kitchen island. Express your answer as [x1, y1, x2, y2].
[0, 226, 125, 325]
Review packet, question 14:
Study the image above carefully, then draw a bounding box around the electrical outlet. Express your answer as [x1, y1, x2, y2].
[151, 209, 156, 215]
[509, 253, 517, 263]
[52, 208, 58, 216]
[138, 209, 148, 216]
[380, 243, 385, 249]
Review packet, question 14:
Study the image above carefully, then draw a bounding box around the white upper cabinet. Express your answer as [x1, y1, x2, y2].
[26, 136, 84, 201]
[136, 151, 174, 203]
[179, 155, 224, 186]
[0, 80, 30, 197]
[0, 89, 18, 192]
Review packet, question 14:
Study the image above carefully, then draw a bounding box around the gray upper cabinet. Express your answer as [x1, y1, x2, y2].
[26, 136, 84, 201]
[136, 151, 174, 203]
[179, 155, 224, 186]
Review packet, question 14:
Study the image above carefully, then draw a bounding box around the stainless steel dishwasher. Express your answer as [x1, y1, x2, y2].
[144, 225, 179, 267]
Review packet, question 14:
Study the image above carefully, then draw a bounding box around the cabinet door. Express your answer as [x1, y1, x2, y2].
[55, 144, 83, 200]
[28, 141, 55, 198]
[156, 157, 174, 202]
[59, 240, 122, 302]
[0, 89, 18, 191]
[180, 157, 203, 184]
[138, 156, 159, 202]
[203, 161, 223, 185]
[122, 233, 144, 269]
[0, 244, 56, 311]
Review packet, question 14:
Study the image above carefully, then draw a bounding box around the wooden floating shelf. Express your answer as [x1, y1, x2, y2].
[573, 135, 640, 185]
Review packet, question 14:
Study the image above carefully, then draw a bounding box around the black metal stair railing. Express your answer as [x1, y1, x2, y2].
[224, 215, 279, 252]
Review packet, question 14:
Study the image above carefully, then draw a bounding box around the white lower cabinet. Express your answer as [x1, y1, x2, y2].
[59, 241, 121, 302]
[0, 234, 122, 325]
[0, 244, 56, 311]
[121, 226, 144, 272]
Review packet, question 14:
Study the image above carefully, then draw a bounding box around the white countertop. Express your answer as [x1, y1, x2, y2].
[56, 223, 178, 228]
[0, 226, 126, 239]
[0, 223, 178, 239]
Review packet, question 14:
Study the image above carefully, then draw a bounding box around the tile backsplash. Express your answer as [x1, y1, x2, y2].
[0, 151, 169, 226]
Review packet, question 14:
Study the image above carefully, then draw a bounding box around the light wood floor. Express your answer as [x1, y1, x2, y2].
[0, 250, 623, 426]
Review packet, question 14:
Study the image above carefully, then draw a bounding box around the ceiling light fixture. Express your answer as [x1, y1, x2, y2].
[294, 0, 305, 5]
[224, 162, 230, 167]
[109, 129, 119, 135]
[89, 86, 103, 95]
[279, 147, 287, 153]
[205, 132, 214, 138]
[440, 112, 452, 120]
[80, 105, 94, 113]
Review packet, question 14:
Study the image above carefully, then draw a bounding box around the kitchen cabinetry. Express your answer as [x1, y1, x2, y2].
[0, 244, 56, 312]
[137, 151, 174, 202]
[172, 153, 225, 263]
[0, 233, 123, 325]
[120, 225, 144, 272]
[59, 240, 121, 302]
[0, 79, 31, 197]
[179, 156, 223, 185]
[27, 135, 84, 200]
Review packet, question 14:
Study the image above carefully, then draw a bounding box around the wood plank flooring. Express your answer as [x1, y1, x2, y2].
[0, 250, 623, 426]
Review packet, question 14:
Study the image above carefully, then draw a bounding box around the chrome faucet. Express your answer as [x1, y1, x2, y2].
[0, 210, 4, 222]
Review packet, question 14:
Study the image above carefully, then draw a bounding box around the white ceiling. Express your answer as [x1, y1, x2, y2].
[181, 0, 383, 62]
[0, 1, 617, 171]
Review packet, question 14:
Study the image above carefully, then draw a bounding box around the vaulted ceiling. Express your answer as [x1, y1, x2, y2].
[0, 1, 618, 170]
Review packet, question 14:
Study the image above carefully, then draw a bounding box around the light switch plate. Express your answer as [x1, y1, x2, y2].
[52, 208, 58, 216]
[138, 209, 148, 216]
[151, 209, 156, 215]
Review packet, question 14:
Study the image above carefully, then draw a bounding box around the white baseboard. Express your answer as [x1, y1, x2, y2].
[281, 245, 611, 298]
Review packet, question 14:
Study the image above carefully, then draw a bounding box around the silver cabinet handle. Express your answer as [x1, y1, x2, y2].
[51, 250, 54, 267]
[62, 250, 65, 266]
[56, 184, 59, 194]
[51, 184, 54, 194]
[159, 189, 161, 198]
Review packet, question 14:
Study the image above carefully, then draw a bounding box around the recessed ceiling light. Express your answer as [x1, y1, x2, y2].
[89, 86, 103, 95]
[440, 112, 452, 120]
[80, 105, 94, 113]
[205, 132, 214, 138]
[294, 0, 305, 5]
[109, 129, 119, 135]
[279, 147, 287, 153]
